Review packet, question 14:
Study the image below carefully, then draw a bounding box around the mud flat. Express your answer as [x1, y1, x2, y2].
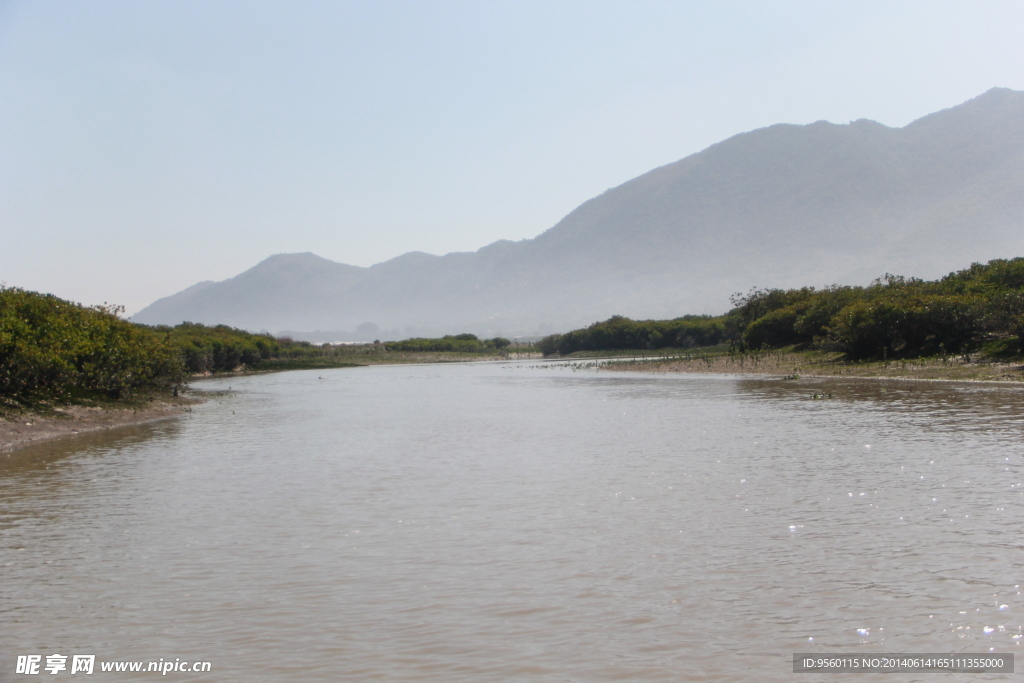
[0, 395, 202, 453]
[598, 350, 1024, 383]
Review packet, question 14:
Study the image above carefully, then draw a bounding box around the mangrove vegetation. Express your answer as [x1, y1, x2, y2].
[0, 287, 526, 407]
[538, 257, 1024, 360]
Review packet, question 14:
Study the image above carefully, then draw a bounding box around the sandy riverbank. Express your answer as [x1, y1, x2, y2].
[597, 350, 1024, 383]
[0, 395, 203, 453]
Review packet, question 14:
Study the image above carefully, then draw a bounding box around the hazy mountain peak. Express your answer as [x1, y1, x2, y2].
[247, 252, 354, 273]
[906, 86, 1024, 130]
[133, 89, 1024, 340]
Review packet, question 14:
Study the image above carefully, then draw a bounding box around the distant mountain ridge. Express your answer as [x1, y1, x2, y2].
[133, 88, 1024, 340]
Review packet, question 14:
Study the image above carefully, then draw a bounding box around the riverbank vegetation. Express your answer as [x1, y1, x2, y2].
[537, 315, 728, 356]
[538, 258, 1024, 366]
[0, 288, 182, 406]
[1, 287, 533, 409]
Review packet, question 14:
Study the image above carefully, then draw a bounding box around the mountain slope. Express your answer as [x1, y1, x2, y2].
[133, 88, 1024, 339]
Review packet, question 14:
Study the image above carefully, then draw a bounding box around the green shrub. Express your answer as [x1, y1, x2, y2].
[743, 306, 807, 349]
[0, 287, 182, 402]
[161, 323, 279, 373]
[538, 315, 729, 356]
[824, 295, 983, 359]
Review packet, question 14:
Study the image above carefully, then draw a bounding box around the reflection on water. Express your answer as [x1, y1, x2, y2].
[2, 363, 1023, 681]
[1, 418, 183, 474]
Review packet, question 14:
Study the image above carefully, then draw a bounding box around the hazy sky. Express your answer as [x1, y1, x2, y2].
[2, 0, 1023, 314]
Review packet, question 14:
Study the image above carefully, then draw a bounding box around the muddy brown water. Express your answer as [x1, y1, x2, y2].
[3, 361, 1023, 681]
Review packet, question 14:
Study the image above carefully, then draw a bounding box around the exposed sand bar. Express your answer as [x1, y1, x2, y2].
[596, 350, 1024, 383]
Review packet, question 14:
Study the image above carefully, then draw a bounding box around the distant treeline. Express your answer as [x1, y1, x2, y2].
[538, 258, 1024, 359]
[537, 315, 727, 356]
[384, 333, 511, 353]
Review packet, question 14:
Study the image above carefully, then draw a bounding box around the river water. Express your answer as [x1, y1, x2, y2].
[3, 361, 1024, 681]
